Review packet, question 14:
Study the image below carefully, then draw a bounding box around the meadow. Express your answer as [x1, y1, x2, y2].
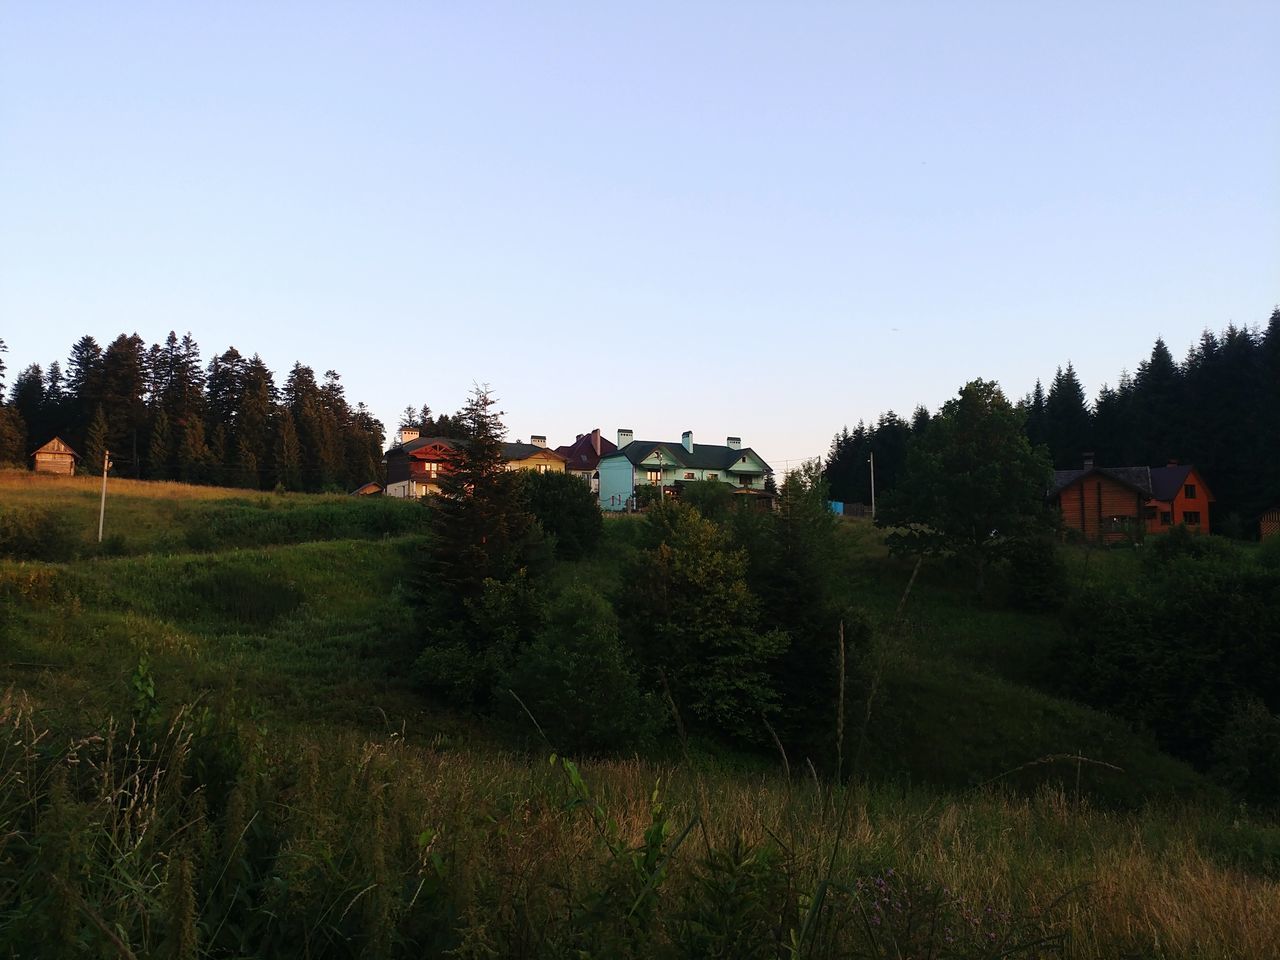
[2, 472, 1278, 958]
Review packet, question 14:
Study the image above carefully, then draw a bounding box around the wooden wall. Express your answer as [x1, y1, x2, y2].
[1056, 475, 1145, 544]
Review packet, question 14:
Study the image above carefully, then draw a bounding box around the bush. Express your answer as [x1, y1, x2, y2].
[1212, 697, 1280, 808]
[520, 470, 603, 560]
[1003, 535, 1068, 611]
[0, 504, 79, 561]
[680, 479, 734, 523]
[505, 585, 660, 752]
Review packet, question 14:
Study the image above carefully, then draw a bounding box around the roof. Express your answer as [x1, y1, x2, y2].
[1049, 463, 1212, 503]
[1149, 464, 1199, 502]
[31, 436, 80, 459]
[350, 481, 383, 495]
[501, 442, 567, 463]
[1049, 467, 1151, 498]
[554, 430, 618, 472]
[602, 440, 772, 474]
[385, 436, 462, 457]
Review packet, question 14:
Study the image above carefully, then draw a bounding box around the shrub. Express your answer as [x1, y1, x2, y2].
[680, 479, 734, 523]
[505, 585, 660, 753]
[1003, 535, 1068, 611]
[520, 470, 603, 560]
[0, 504, 79, 561]
[1212, 696, 1280, 808]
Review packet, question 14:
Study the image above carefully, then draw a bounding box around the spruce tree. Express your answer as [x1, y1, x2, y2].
[272, 409, 303, 491]
[11, 365, 45, 446]
[147, 407, 172, 480]
[1131, 338, 1182, 464]
[1045, 363, 1092, 468]
[84, 405, 109, 475]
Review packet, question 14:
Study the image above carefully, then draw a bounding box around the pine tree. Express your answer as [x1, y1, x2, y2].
[147, 407, 172, 480]
[177, 416, 210, 483]
[1131, 338, 1182, 464]
[11, 365, 45, 445]
[415, 384, 541, 620]
[1023, 379, 1047, 450]
[271, 408, 303, 490]
[84, 405, 109, 476]
[1044, 363, 1092, 468]
[0, 337, 7, 403]
[100, 334, 148, 476]
[65, 335, 103, 451]
[910, 404, 931, 435]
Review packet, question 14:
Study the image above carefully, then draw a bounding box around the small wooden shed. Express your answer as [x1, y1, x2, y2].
[350, 481, 384, 496]
[1262, 506, 1280, 541]
[31, 437, 80, 476]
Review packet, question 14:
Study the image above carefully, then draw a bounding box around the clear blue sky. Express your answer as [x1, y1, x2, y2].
[3, 2, 1277, 471]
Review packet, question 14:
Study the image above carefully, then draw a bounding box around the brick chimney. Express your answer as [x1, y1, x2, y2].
[591, 428, 601, 456]
[682, 430, 694, 453]
[398, 427, 420, 446]
[726, 436, 741, 450]
[531, 435, 547, 448]
[618, 428, 634, 447]
[1083, 452, 1095, 470]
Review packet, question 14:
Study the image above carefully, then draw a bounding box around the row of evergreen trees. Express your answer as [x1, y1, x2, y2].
[0, 332, 386, 492]
[826, 308, 1280, 526]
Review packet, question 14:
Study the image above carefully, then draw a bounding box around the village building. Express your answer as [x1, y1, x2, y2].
[383, 429, 566, 499]
[1048, 455, 1215, 543]
[1261, 505, 1280, 541]
[597, 429, 773, 511]
[30, 437, 79, 476]
[554, 428, 617, 493]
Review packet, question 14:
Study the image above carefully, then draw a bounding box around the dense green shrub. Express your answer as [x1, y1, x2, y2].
[1212, 697, 1280, 808]
[1003, 535, 1068, 611]
[680, 478, 734, 523]
[182, 496, 427, 550]
[520, 469, 603, 559]
[0, 504, 79, 561]
[505, 585, 660, 752]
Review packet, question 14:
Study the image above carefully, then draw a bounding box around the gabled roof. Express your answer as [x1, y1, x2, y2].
[1049, 467, 1152, 499]
[602, 440, 771, 474]
[31, 436, 80, 459]
[385, 435, 462, 457]
[502, 442, 567, 463]
[1149, 464, 1209, 502]
[554, 430, 618, 471]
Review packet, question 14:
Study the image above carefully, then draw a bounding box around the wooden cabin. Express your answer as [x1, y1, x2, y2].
[350, 481, 383, 496]
[1048, 456, 1215, 544]
[31, 437, 79, 476]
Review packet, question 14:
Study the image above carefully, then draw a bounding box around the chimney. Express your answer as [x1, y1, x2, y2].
[1167, 458, 1180, 467]
[531, 435, 547, 448]
[576, 433, 584, 442]
[726, 436, 741, 450]
[591, 428, 601, 456]
[1083, 452, 1095, 470]
[398, 427, 420, 446]
[682, 430, 694, 453]
[618, 428, 634, 447]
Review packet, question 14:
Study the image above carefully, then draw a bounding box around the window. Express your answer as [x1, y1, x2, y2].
[683, 472, 695, 480]
[1144, 506, 1157, 520]
[1160, 511, 1172, 525]
[741, 476, 752, 487]
[646, 470, 661, 484]
[1184, 484, 1197, 499]
[1183, 511, 1201, 525]
[1107, 515, 1136, 532]
[537, 464, 550, 474]
[706, 473, 718, 481]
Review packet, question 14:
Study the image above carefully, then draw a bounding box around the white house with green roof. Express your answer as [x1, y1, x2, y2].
[598, 429, 773, 511]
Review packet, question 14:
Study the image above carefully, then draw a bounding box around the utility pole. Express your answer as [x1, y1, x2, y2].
[98, 449, 111, 542]
[868, 451, 876, 522]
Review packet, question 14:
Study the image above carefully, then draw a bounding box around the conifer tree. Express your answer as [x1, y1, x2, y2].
[271, 408, 303, 490]
[0, 337, 7, 403]
[84, 404, 109, 475]
[1131, 338, 1182, 463]
[11, 365, 45, 445]
[147, 407, 172, 480]
[1045, 363, 1091, 468]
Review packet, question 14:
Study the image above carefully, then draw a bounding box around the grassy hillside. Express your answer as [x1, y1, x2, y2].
[2, 476, 1278, 957]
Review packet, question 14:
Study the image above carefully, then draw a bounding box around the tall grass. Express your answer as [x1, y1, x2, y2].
[3, 690, 1278, 958]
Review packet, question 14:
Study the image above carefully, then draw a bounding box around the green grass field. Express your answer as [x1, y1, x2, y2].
[2, 475, 1277, 958]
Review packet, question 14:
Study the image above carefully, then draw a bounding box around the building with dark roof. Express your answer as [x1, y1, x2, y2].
[598, 429, 772, 511]
[383, 428, 566, 499]
[1048, 455, 1214, 542]
[554, 428, 618, 493]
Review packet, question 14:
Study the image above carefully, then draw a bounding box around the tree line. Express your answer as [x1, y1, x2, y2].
[826, 307, 1280, 528]
[0, 332, 386, 492]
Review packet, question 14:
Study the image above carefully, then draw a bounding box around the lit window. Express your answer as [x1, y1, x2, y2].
[707, 473, 718, 481]
[538, 464, 550, 474]
[647, 470, 661, 484]
[684, 472, 695, 480]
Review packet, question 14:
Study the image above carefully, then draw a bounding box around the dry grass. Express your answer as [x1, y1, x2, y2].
[0, 466, 265, 501]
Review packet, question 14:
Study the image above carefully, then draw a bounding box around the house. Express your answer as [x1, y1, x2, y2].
[351, 481, 383, 496]
[1262, 505, 1280, 541]
[384, 428, 461, 499]
[502, 436, 567, 474]
[554, 428, 618, 493]
[1048, 455, 1215, 543]
[383, 429, 565, 499]
[31, 436, 79, 476]
[598, 429, 773, 511]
